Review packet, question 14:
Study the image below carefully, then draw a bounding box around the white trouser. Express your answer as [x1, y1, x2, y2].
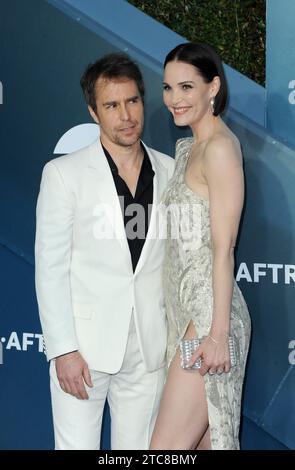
[49, 315, 165, 450]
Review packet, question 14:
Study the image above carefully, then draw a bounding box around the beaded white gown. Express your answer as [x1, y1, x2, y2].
[161, 138, 251, 450]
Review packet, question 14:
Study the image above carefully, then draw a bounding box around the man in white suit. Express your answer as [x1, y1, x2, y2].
[35, 53, 174, 450]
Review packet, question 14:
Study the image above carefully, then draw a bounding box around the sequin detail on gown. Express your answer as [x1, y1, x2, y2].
[161, 137, 251, 450]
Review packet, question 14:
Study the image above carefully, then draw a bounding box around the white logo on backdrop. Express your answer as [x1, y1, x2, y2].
[0, 81, 3, 105]
[0, 341, 3, 364]
[236, 262, 295, 284]
[288, 340, 295, 365]
[54, 123, 99, 154]
[288, 80, 295, 105]
[0, 332, 45, 364]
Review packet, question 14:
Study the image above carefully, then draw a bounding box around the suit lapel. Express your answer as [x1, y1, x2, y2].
[87, 140, 131, 264]
[87, 140, 168, 275]
[134, 144, 168, 275]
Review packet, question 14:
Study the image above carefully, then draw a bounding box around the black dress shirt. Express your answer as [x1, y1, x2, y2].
[102, 143, 155, 272]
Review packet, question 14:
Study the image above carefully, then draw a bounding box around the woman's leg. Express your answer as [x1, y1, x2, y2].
[197, 426, 211, 450]
[150, 322, 211, 450]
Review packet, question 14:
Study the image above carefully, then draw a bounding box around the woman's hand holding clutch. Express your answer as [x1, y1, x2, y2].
[184, 334, 233, 376]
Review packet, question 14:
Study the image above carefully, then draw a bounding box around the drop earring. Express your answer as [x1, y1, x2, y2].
[210, 97, 215, 114]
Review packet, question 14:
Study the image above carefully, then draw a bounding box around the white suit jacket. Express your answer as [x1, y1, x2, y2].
[35, 139, 175, 373]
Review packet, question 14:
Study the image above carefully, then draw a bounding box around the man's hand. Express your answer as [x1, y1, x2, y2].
[55, 351, 93, 399]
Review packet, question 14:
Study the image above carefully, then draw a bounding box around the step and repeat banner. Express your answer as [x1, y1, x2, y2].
[0, 0, 294, 449]
[266, 0, 295, 149]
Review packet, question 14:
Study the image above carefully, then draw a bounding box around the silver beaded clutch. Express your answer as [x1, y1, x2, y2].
[179, 336, 237, 369]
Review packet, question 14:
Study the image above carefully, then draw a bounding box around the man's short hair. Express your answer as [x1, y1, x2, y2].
[80, 53, 145, 112]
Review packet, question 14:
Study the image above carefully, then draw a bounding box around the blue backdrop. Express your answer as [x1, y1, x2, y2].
[266, 0, 295, 149]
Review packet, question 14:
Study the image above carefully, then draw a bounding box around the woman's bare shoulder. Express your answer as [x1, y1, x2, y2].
[204, 128, 242, 169]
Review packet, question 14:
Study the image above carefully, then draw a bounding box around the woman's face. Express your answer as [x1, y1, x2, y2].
[163, 60, 216, 127]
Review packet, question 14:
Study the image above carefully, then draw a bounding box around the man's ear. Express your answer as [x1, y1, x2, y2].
[88, 105, 99, 125]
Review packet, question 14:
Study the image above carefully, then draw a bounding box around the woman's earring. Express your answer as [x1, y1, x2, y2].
[210, 97, 215, 114]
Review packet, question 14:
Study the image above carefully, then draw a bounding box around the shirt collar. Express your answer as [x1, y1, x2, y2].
[101, 141, 155, 179]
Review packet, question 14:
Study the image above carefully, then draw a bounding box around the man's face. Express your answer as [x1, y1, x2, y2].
[89, 77, 144, 148]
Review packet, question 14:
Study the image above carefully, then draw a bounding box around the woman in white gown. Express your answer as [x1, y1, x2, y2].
[150, 42, 251, 450]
